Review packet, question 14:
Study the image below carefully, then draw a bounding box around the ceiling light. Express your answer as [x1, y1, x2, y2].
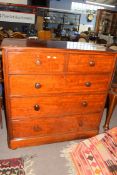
[86, 1, 115, 8]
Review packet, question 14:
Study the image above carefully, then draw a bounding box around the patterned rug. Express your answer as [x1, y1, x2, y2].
[0, 156, 34, 175]
[61, 127, 117, 175]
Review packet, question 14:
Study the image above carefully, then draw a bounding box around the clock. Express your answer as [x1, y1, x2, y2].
[87, 14, 94, 22]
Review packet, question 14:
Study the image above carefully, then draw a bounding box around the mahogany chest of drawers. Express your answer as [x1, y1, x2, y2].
[1, 39, 117, 149]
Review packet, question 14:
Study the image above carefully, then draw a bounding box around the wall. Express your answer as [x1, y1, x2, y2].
[49, 0, 117, 11]
[79, 14, 96, 32]
[49, 0, 86, 10]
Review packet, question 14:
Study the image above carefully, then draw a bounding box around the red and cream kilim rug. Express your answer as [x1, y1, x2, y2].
[61, 127, 117, 175]
[0, 156, 34, 175]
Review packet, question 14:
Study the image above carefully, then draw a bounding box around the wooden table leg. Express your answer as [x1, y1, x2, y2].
[104, 92, 117, 131]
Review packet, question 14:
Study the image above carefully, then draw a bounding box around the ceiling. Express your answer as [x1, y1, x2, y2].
[87, 0, 117, 6]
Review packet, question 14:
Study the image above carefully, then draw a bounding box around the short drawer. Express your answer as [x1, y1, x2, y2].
[68, 54, 115, 73]
[7, 51, 65, 74]
[10, 94, 106, 119]
[9, 74, 111, 96]
[11, 113, 101, 138]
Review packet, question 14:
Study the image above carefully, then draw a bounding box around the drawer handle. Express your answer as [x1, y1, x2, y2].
[35, 59, 41, 65]
[35, 83, 41, 89]
[81, 101, 88, 107]
[34, 104, 40, 111]
[85, 82, 91, 87]
[89, 61, 95, 66]
[78, 121, 83, 127]
[33, 125, 41, 132]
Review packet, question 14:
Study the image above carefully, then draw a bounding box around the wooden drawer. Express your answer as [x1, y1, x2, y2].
[68, 54, 115, 73]
[11, 113, 101, 138]
[10, 94, 106, 119]
[7, 51, 65, 74]
[9, 74, 111, 96]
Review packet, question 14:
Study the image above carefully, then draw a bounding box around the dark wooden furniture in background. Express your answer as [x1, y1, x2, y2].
[104, 45, 117, 131]
[104, 84, 117, 131]
[95, 9, 117, 36]
[1, 39, 117, 149]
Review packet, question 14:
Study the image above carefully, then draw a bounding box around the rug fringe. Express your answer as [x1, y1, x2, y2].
[60, 141, 78, 175]
[22, 155, 36, 175]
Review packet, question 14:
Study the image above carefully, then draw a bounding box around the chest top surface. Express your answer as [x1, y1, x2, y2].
[1, 38, 116, 53]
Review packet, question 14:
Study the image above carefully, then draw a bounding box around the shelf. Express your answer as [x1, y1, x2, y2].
[43, 22, 79, 26]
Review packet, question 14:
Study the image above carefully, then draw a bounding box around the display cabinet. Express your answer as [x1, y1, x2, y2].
[42, 10, 81, 31]
[111, 13, 117, 36]
[36, 8, 81, 40]
[95, 9, 117, 36]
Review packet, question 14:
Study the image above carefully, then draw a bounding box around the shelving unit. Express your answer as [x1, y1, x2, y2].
[42, 10, 81, 31]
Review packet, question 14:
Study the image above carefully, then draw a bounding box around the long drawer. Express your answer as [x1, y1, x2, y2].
[10, 94, 106, 119]
[9, 74, 111, 96]
[7, 51, 65, 74]
[11, 113, 101, 138]
[68, 54, 115, 73]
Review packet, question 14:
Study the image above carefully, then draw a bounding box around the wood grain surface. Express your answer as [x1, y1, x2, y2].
[1, 39, 117, 149]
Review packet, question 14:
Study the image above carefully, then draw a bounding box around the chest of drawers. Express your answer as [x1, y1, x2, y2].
[2, 39, 117, 149]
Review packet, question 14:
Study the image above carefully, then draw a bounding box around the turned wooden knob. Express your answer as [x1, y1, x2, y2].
[85, 82, 91, 87]
[35, 59, 41, 65]
[33, 125, 41, 132]
[79, 121, 83, 127]
[89, 60, 95, 66]
[34, 104, 40, 111]
[35, 83, 41, 89]
[81, 101, 88, 107]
